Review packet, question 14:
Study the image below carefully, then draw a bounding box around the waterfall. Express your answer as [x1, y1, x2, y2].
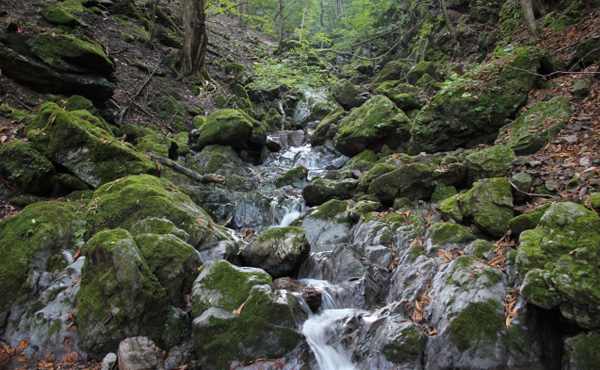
[296, 280, 359, 370]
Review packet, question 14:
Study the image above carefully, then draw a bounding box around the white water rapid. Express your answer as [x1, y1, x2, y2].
[297, 280, 359, 370]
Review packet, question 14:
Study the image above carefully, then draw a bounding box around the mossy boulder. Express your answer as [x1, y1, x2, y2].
[571, 37, 600, 70]
[274, 166, 308, 188]
[516, 202, 600, 328]
[432, 162, 468, 187]
[40, 3, 82, 26]
[464, 145, 516, 182]
[440, 194, 463, 223]
[85, 175, 233, 254]
[0, 141, 57, 196]
[563, 332, 600, 370]
[382, 323, 427, 364]
[373, 60, 409, 86]
[508, 203, 551, 237]
[427, 222, 476, 249]
[409, 47, 559, 153]
[115, 124, 154, 144]
[358, 163, 397, 191]
[331, 79, 366, 109]
[496, 97, 570, 155]
[447, 300, 505, 352]
[333, 95, 412, 157]
[459, 177, 514, 237]
[0, 33, 116, 101]
[191, 260, 302, 369]
[239, 226, 310, 278]
[368, 163, 436, 203]
[0, 201, 84, 318]
[310, 107, 345, 146]
[431, 184, 458, 204]
[406, 61, 440, 85]
[76, 229, 174, 353]
[303, 177, 358, 206]
[188, 109, 256, 152]
[134, 234, 203, 306]
[26, 102, 157, 188]
[293, 89, 339, 126]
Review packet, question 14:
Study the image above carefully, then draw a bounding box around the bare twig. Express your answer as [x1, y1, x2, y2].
[148, 155, 228, 185]
[508, 179, 554, 198]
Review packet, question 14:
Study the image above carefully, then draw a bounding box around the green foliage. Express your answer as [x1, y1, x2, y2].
[247, 53, 335, 92]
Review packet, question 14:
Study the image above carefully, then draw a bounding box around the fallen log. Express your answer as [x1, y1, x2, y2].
[148, 155, 228, 185]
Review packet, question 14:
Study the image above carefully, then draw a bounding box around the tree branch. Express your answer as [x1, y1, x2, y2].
[148, 155, 228, 185]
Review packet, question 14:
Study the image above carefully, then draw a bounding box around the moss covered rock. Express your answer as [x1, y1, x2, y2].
[191, 260, 301, 369]
[459, 177, 514, 237]
[188, 109, 256, 152]
[427, 222, 476, 249]
[440, 194, 463, 223]
[373, 60, 409, 86]
[0, 201, 84, 317]
[76, 229, 174, 353]
[0, 141, 57, 196]
[563, 332, 600, 370]
[331, 79, 366, 109]
[333, 95, 412, 157]
[447, 300, 505, 352]
[464, 145, 516, 182]
[368, 163, 435, 203]
[26, 102, 157, 188]
[299, 199, 353, 252]
[496, 97, 570, 155]
[406, 61, 440, 85]
[0, 33, 116, 100]
[409, 47, 559, 153]
[508, 203, 551, 237]
[274, 166, 308, 188]
[516, 202, 600, 328]
[85, 175, 233, 254]
[239, 226, 310, 278]
[303, 177, 358, 206]
[310, 107, 345, 146]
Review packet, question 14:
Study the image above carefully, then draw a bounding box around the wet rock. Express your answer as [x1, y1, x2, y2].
[331, 79, 366, 109]
[76, 229, 173, 353]
[101, 353, 117, 370]
[517, 202, 600, 328]
[0, 33, 116, 101]
[464, 145, 516, 182]
[274, 166, 308, 188]
[303, 177, 358, 206]
[302, 288, 322, 312]
[26, 103, 157, 188]
[117, 337, 164, 370]
[191, 260, 302, 369]
[333, 95, 411, 157]
[459, 177, 514, 237]
[240, 226, 310, 278]
[352, 209, 425, 250]
[496, 97, 570, 155]
[300, 199, 353, 252]
[0, 141, 58, 196]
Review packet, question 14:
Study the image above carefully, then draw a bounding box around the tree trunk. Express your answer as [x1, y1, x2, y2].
[180, 0, 208, 78]
[520, 0, 538, 40]
[278, 0, 284, 49]
[299, 0, 309, 42]
[441, 0, 457, 41]
[239, 0, 248, 30]
[319, 0, 324, 28]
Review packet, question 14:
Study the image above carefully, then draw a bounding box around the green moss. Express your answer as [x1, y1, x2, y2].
[508, 203, 551, 237]
[448, 300, 505, 352]
[440, 194, 462, 223]
[191, 109, 255, 151]
[382, 326, 426, 363]
[0, 141, 56, 195]
[358, 163, 397, 191]
[274, 166, 308, 188]
[311, 200, 351, 223]
[459, 178, 514, 238]
[431, 184, 457, 204]
[0, 201, 83, 313]
[564, 332, 600, 369]
[368, 163, 435, 203]
[429, 222, 476, 246]
[311, 107, 345, 146]
[470, 239, 496, 259]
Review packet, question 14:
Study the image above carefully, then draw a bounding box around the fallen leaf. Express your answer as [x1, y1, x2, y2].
[438, 249, 453, 263]
[233, 302, 246, 316]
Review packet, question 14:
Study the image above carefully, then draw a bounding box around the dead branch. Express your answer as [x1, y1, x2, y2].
[148, 155, 228, 185]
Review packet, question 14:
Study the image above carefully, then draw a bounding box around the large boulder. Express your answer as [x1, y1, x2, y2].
[331, 79, 366, 110]
[368, 163, 436, 203]
[464, 145, 516, 183]
[459, 177, 514, 237]
[0, 141, 58, 196]
[333, 95, 412, 157]
[76, 229, 174, 353]
[84, 175, 236, 259]
[0, 33, 116, 101]
[191, 260, 302, 369]
[303, 177, 358, 206]
[26, 102, 158, 188]
[188, 109, 255, 152]
[409, 47, 559, 153]
[239, 226, 310, 278]
[516, 202, 600, 329]
[299, 199, 353, 252]
[496, 97, 570, 155]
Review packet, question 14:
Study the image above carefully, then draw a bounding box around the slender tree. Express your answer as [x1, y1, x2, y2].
[181, 0, 208, 78]
[441, 0, 456, 41]
[520, 0, 538, 39]
[278, 0, 284, 48]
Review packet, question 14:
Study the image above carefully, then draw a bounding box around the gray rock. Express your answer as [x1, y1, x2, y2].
[101, 352, 117, 370]
[117, 337, 164, 370]
[300, 200, 353, 252]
